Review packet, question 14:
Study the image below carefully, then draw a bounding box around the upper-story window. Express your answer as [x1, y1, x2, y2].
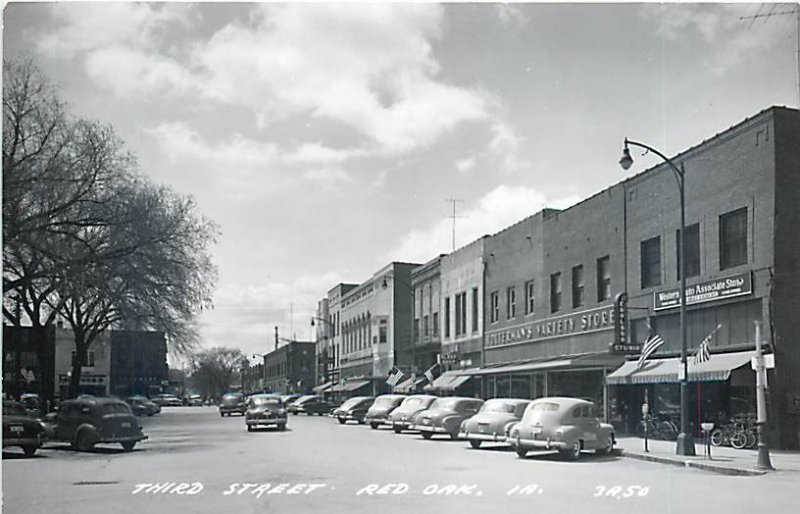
[506, 287, 516, 319]
[720, 208, 748, 270]
[490, 291, 500, 323]
[471, 287, 479, 332]
[641, 236, 661, 288]
[676, 223, 701, 279]
[596, 256, 611, 301]
[572, 265, 584, 308]
[444, 297, 451, 338]
[550, 273, 562, 313]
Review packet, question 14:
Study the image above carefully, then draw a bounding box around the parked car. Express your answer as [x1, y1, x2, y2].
[387, 394, 437, 433]
[3, 400, 46, 456]
[289, 395, 336, 416]
[186, 394, 204, 406]
[245, 394, 287, 432]
[459, 398, 530, 448]
[331, 396, 374, 424]
[507, 397, 615, 460]
[125, 396, 161, 417]
[153, 394, 182, 407]
[219, 392, 247, 416]
[411, 397, 484, 440]
[364, 394, 406, 429]
[42, 397, 147, 452]
[280, 394, 303, 407]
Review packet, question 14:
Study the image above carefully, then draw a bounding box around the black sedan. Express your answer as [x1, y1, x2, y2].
[288, 395, 336, 416]
[331, 396, 374, 424]
[3, 401, 46, 456]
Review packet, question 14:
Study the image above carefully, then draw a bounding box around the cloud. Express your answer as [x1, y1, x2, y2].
[85, 46, 196, 98]
[388, 185, 581, 263]
[496, 4, 530, 28]
[455, 156, 477, 173]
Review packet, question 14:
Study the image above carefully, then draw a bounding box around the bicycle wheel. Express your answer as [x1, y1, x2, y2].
[745, 430, 757, 449]
[710, 429, 724, 446]
[730, 431, 747, 449]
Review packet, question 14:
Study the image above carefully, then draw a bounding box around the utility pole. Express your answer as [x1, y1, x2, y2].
[740, 5, 800, 107]
[445, 198, 465, 252]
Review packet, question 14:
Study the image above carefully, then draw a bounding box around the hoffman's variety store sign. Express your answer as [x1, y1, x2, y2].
[486, 305, 615, 349]
[654, 272, 752, 311]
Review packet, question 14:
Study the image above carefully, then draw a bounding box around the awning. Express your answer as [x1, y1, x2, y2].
[466, 352, 624, 376]
[394, 377, 426, 393]
[312, 381, 334, 393]
[606, 350, 755, 385]
[423, 371, 473, 391]
[329, 379, 371, 393]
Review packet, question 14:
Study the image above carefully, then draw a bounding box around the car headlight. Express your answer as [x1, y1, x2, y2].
[278, 409, 286, 415]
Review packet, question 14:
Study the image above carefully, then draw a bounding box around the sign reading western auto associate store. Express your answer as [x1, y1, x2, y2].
[485, 305, 615, 349]
[653, 272, 752, 311]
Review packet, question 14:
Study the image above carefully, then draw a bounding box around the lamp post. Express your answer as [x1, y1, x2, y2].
[382, 275, 417, 376]
[620, 138, 695, 456]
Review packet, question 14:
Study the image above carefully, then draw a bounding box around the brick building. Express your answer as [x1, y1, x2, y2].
[109, 330, 168, 398]
[262, 340, 315, 394]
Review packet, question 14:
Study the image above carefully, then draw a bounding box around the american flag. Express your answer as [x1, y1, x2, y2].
[635, 326, 665, 371]
[693, 324, 721, 365]
[386, 366, 404, 386]
[424, 363, 441, 383]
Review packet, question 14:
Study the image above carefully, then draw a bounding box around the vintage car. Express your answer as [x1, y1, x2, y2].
[364, 394, 406, 429]
[219, 392, 247, 416]
[288, 395, 336, 416]
[186, 394, 204, 406]
[125, 396, 161, 416]
[43, 397, 147, 452]
[508, 397, 615, 460]
[3, 400, 46, 456]
[458, 398, 530, 448]
[331, 396, 374, 424]
[245, 394, 287, 431]
[411, 397, 484, 440]
[20, 393, 43, 419]
[387, 394, 438, 433]
[153, 393, 183, 407]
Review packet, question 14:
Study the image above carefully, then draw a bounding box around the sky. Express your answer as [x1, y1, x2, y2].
[3, 2, 798, 364]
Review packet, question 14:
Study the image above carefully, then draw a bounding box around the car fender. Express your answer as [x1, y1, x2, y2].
[559, 425, 581, 444]
[441, 415, 461, 431]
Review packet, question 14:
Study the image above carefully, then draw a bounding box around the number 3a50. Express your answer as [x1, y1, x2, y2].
[594, 485, 650, 497]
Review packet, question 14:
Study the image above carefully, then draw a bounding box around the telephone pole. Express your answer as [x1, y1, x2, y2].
[445, 198, 465, 252]
[740, 5, 800, 107]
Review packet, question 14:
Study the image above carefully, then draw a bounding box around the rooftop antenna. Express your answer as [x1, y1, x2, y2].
[740, 4, 800, 107]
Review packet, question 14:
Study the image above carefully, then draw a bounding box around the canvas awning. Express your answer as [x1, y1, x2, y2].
[423, 371, 473, 391]
[312, 381, 334, 393]
[329, 380, 371, 393]
[394, 377, 426, 393]
[466, 352, 624, 376]
[606, 350, 755, 385]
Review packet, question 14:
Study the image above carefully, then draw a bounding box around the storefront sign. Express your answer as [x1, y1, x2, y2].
[653, 272, 752, 311]
[486, 305, 615, 350]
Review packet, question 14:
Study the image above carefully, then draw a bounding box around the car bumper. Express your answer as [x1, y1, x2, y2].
[3, 434, 44, 447]
[246, 418, 286, 426]
[98, 434, 148, 444]
[508, 436, 568, 451]
[413, 425, 448, 434]
[459, 431, 507, 442]
[336, 414, 362, 422]
[220, 407, 245, 413]
[391, 421, 413, 430]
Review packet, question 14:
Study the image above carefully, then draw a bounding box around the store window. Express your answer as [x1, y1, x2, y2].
[676, 223, 700, 279]
[720, 208, 748, 270]
[641, 236, 661, 288]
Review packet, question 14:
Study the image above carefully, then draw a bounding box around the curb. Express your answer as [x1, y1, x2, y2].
[619, 449, 768, 476]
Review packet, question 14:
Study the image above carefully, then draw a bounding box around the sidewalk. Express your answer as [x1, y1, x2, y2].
[615, 436, 800, 476]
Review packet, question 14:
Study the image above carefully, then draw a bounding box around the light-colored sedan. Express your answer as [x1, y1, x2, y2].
[387, 394, 438, 433]
[411, 397, 484, 440]
[508, 397, 615, 460]
[364, 394, 406, 429]
[459, 398, 530, 448]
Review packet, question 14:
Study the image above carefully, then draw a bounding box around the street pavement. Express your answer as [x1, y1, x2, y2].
[2, 407, 797, 514]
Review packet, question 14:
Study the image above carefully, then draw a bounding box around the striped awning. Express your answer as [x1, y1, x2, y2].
[606, 350, 755, 385]
[329, 380, 371, 393]
[394, 377, 426, 393]
[312, 381, 334, 393]
[423, 371, 473, 392]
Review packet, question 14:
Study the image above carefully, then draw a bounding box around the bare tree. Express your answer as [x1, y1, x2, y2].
[188, 347, 246, 400]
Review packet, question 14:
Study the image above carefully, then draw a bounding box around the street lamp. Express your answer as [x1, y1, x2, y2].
[382, 275, 417, 376]
[310, 316, 336, 384]
[620, 138, 695, 456]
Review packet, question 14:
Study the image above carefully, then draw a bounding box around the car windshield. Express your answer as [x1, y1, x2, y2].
[103, 403, 131, 414]
[223, 394, 242, 401]
[430, 398, 459, 410]
[481, 400, 515, 413]
[250, 397, 281, 407]
[374, 397, 400, 407]
[3, 402, 27, 416]
[340, 398, 362, 409]
[296, 396, 317, 404]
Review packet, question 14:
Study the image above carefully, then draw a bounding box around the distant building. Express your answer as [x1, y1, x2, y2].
[262, 340, 316, 394]
[54, 327, 112, 399]
[109, 330, 168, 398]
[2, 325, 55, 408]
[411, 255, 445, 373]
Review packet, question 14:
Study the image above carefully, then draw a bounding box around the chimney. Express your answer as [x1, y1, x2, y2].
[274, 326, 279, 352]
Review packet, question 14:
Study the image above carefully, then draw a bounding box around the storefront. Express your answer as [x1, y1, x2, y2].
[606, 350, 762, 436]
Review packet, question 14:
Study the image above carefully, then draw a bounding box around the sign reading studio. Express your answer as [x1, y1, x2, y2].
[486, 305, 615, 349]
[653, 272, 752, 311]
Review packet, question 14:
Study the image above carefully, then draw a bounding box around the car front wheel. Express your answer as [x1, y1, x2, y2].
[393, 426, 402, 434]
[121, 441, 136, 452]
[75, 430, 94, 452]
[23, 445, 37, 456]
[278, 424, 286, 431]
[247, 425, 254, 432]
[596, 435, 614, 455]
[421, 432, 432, 440]
[515, 446, 527, 458]
[338, 418, 346, 425]
[370, 423, 378, 429]
[469, 440, 482, 449]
